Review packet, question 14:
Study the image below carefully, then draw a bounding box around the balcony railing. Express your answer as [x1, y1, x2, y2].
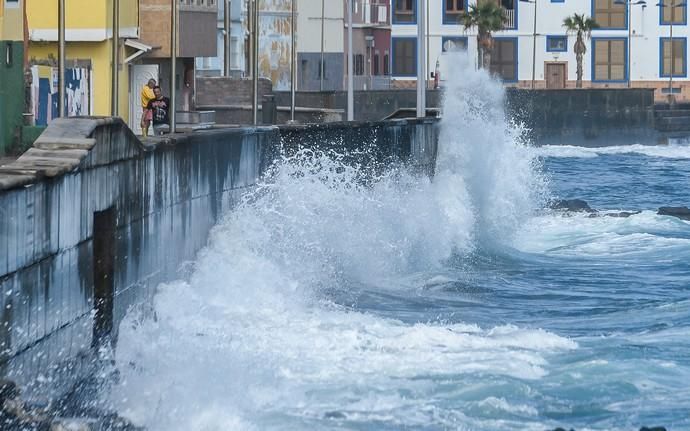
[353, 1, 390, 26]
[179, 0, 217, 11]
[354, 75, 392, 90]
[504, 8, 515, 30]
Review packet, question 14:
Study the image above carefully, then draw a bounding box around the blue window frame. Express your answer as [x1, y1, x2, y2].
[659, 2, 688, 25]
[591, 0, 627, 30]
[591, 37, 628, 82]
[393, 0, 417, 25]
[442, 0, 468, 25]
[659, 37, 688, 78]
[551, 0, 565, 2]
[442, 36, 468, 52]
[546, 35, 568, 52]
[490, 37, 518, 82]
[391, 37, 417, 77]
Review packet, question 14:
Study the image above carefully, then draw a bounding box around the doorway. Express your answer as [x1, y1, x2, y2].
[545, 63, 567, 89]
[129, 64, 159, 134]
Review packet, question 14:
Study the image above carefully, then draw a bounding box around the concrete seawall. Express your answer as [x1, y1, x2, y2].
[0, 116, 439, 400]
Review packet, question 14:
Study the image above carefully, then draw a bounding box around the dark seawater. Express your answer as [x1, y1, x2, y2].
[107, 59, 690, 430]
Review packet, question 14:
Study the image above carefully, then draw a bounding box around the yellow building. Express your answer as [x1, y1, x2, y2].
[26, 0, 139, 123]
[0, 0, 24, 42]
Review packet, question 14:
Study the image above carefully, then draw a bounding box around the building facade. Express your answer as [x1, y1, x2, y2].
[27, 0, 138, 125]
[347, 0, 392, 90]
[392, 0, 690, 100]
[195, 0, 244, 77]
[297, 0, 344, 91]
[0, 0, 26, 154]
[135, 0, 217, 132]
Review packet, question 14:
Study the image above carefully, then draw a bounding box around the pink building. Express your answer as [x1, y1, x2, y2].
[347, 0, 392, 90]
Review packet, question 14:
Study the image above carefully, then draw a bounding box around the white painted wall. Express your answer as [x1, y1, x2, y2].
[392, 0, 690, 83]
[297, 0, 344, 54]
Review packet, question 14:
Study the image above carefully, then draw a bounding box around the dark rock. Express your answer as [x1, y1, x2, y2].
[640, 427, 667, 431]
[324, 411, 347, 420]
[604, 211, 642, 218]
[658, 206, 690, 221]
[0, 379, 19, 402]
[550, 199, 597, 213]
[550, 428, 575, 431]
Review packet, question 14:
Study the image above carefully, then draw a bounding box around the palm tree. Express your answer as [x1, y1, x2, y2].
[563, 13, 599, 88]
[461, 2, 507, 71]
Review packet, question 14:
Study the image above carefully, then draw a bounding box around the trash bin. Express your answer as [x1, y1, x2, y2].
[261, 94, 277, 125]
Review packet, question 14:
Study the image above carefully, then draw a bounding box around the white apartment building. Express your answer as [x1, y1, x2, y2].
[391, 0, 690, 100]
[296, 0, 345, 91]
[196, 0, 244, 77]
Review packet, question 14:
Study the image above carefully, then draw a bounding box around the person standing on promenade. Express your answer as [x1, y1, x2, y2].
[140, 78, 156, 137]
[146, 86, 171, 135]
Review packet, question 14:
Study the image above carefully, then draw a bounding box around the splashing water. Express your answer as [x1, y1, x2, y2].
[108, 54, 563, 430]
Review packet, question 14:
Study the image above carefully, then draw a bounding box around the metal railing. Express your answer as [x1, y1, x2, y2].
[179, 0, 216, 9]
[353, 75, 392, 90]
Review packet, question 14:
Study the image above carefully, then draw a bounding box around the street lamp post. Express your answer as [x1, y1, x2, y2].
[417, 0, 426, 117]
[170, 0, 177, 133]
[519, 0, 537, 89]
[615, 0, 647, 88]
[111, 0, 120, 116]
[58, 0, 65, 117]
[347, 0, 353, 121]
[657, 1, 687, 100]
[290, 0, 296, 122]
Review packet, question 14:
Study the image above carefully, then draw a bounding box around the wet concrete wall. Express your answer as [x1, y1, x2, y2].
[0, 116, 439, 400]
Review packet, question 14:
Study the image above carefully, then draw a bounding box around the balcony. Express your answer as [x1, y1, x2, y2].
[179, 0, 217, 12]
[504, 8, 515, 30]
[353, 1, 391, 27]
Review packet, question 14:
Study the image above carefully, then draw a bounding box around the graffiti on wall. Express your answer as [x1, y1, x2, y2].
[31, 65, 91, 126]
[244, 0, 293, 90]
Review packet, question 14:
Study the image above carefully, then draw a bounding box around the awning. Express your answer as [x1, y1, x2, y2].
[124, 39, 154, 64]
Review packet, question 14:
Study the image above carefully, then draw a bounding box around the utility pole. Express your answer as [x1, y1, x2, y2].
[426, 0, 430, 90]
[531, 0, 537, 89]
[170, 0, 177, 133]
[224, 0, 232, 76]
[252, 0, 259, 125]
[615, 0, 647, 88]
[319, 0, 325, 91]
[290, 0, 296, 122]
[416, 0, 426, 117]
[58, 0, 66, 117]
[347, 0, 353, 121]
[111, 0, 120, 116]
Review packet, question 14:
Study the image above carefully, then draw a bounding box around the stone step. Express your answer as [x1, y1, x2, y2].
[654, 102, 690, 110]
[654, 109, 690, 118]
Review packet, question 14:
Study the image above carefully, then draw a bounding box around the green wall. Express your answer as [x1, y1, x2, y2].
[0, 41, 25, 156]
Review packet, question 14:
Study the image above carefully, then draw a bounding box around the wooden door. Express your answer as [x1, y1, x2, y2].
[546, 63, 566, 89]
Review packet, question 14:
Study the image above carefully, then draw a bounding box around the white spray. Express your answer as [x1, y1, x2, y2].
[108, 53, 562, 430]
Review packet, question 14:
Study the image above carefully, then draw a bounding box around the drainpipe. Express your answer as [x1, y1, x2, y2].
[111, 0, 120, 116]
[58, 0, 66, 117]
[170, 0, 177, 133]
